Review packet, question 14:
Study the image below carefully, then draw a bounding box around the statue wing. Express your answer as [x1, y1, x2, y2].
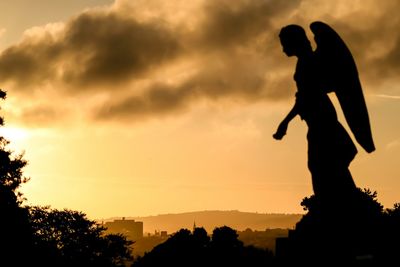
[310, 21, 375, 153]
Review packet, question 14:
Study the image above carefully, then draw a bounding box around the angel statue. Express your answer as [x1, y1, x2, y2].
[273, 22, 375, 205]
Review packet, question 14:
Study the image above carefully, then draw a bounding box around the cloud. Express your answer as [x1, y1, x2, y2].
[1, 0, 400, 124]
[374, 94, 400, 100]
[62, 12, 181, 87]
[196, 0, 300, 49]
[96, 58, 268, 120]
[19, 105, 67, 127]
[94, 0, 302, 120]
[0, 28, 6, 38]
[308, 0, 400, 88]
[386, 139, 400, 150]
[0, 9, 181, 91]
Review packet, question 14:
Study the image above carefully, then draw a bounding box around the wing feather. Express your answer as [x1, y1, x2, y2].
[310, 21, 375, 153]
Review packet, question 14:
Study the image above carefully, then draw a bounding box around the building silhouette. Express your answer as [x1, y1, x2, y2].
[105, 217, 143, 240]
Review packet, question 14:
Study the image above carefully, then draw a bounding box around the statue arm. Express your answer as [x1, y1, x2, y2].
[273, 101, 299, 140]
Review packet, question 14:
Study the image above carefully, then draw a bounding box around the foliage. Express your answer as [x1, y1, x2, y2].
[133, 226, 273, 267]
[0, 89, 34, 265]
[0, 89, 30, 205]
[29, 206, 134, 266]
[212, 225, 242, 248]
[0, 137, 29, 202]
[385, 202, 400, 218]
[292, 188, 399, 264]
[238, 228, 289, 252]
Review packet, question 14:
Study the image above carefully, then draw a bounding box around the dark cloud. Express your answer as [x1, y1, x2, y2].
[0, 9, 181, 90]
[382, 37, 400, 72]
[308, 1, 400, 88]
[96, 0, 301, 120]
[197, 0, 300, 49]
[4, 104, 67, 128]
[20, 105, 65, 127]
[1, 0, 399, 124]
[96, 59, 268, 120]
[0, 36, 63, 86]
[61, 12, 181, 87]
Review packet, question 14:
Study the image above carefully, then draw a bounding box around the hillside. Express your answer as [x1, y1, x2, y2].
[107, 210, 303, 234]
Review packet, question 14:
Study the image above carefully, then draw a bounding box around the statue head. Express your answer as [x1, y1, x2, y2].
[279, 24, 312, 57]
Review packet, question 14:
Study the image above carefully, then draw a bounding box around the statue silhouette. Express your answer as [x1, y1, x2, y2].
[273, 22, 375, 206]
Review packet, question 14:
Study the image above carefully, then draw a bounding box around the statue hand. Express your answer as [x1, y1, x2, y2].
[273, 122, 288, 140]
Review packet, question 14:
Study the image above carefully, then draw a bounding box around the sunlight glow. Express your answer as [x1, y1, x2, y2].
[0, 127, 29, 141]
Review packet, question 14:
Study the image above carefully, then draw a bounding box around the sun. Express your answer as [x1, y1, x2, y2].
[0, 126, 29, 142]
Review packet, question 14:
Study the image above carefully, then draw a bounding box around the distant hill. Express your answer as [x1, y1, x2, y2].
[105, 210, 303, 234]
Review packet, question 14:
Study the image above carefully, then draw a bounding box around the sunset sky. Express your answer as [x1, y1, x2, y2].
[0, 0, 399, 219]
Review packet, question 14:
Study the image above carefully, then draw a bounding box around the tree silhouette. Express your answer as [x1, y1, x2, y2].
[210, 226, 243, 266]
[380, 203, 400, 264]
[133, 226, 272, 267]
[212, 225, 243, 249]
[0, 89, 33, 265]
[279, 188, 400, 265]
[29, 206, 133, 266]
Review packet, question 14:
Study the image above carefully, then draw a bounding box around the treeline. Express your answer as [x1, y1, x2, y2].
[132, 228, 289, 258]
[238, 228, 288, 253]
[133, 226, 273, 267]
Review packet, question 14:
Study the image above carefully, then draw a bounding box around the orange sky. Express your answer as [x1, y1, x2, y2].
[0, 0, 399, 219]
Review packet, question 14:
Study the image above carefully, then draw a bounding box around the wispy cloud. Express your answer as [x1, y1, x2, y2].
[386, 139, 400, 150]
[374, 94, 400, 100]
[0, 28, 6, 38]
